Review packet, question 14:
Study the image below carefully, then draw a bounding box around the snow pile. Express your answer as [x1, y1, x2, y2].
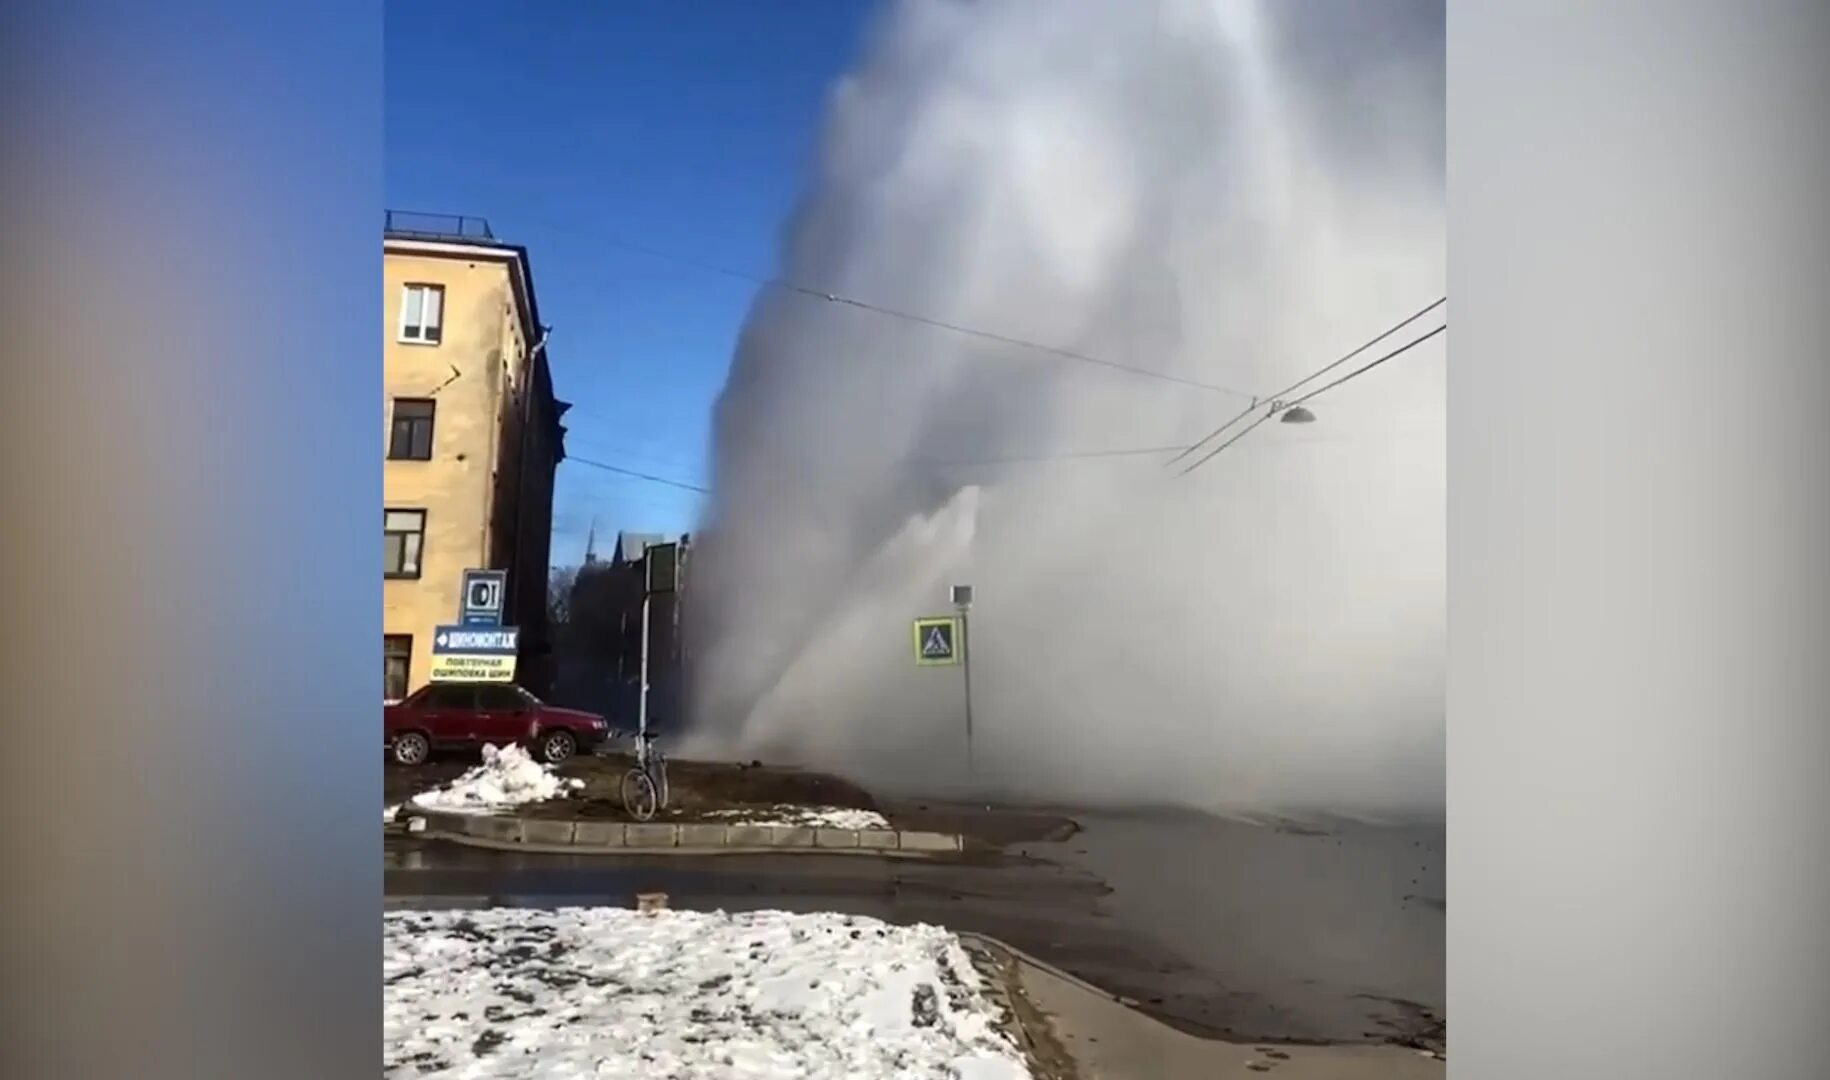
[706, 805, 893, 830]
[384, 907, 1032, 1079]
[407, 744, 583, 815]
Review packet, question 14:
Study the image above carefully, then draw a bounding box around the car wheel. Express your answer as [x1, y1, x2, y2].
[391, 731, 430, 766]
[539, 729, 577, 765]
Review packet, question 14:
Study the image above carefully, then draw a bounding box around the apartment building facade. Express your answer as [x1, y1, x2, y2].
[382, 212, 568, 701]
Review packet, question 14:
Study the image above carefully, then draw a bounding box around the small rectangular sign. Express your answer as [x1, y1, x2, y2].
[429, 653, 517, 683]
[646, 542, 679, 595]
[912, 616, 961, 666]
[460, 569, 507, 627]
[431, 625, 519, 655]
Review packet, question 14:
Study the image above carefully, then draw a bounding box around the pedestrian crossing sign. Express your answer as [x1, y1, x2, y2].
[912, 617, 961, 666]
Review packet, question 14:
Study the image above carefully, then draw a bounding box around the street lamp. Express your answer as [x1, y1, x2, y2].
[1269, 398, 1315, 424]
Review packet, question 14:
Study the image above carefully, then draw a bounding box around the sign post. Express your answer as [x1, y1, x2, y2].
[638, 542, 679, 739]
[913, 583, 976, 777]
[637, 593, 651, 736]
[952, 585, 975, 776]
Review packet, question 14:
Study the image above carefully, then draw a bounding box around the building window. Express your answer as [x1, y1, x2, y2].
[399, 283, 444, 344]
[384, 509, 426, 579]
[388, 398, 436, 460]
[384, 635, 412, 701]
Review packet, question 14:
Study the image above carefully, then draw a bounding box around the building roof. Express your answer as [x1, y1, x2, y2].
[382, 212, 544, 342]
[384, 210, 565, 455]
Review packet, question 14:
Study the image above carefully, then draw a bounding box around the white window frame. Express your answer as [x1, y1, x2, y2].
[384, 508, 427, 579]
[397, 283, 445, 345]
[383, 634, 412, 703]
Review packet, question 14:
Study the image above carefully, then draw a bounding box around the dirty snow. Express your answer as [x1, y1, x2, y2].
[407, 744, 583, 815]
[384, 907, 1032, 1079]
[704, 805, 893, 830]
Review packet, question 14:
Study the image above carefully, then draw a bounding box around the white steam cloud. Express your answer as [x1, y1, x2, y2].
[685, 0, 1445, 818]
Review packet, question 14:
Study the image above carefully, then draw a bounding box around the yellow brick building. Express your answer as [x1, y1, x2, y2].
[382, 212, 567, 700]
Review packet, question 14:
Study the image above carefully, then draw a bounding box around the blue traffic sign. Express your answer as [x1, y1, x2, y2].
[460, 569, 507, 626]
[432, 625, 519, 656]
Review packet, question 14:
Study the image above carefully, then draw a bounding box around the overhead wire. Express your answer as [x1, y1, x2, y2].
[564, 454, 709, 494]
[1284, 323, 1447, 411]
[1177, 322, 1446, 476]
[1164, 296, 1447, 468]
[525, 218, 1441, 487]
[518, 221, 1258, 399]
[922, 444, 1191, 467]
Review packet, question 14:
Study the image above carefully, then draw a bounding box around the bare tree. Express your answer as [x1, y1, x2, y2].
[548, 564, 580, 628]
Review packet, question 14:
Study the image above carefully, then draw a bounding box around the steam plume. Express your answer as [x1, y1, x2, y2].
[686, 0, 1445, 818]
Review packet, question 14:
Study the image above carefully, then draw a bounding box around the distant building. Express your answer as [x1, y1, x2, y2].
[614, 531, 666, 567]
[553, 532, 692, 729]
[382, 211, 568, 701]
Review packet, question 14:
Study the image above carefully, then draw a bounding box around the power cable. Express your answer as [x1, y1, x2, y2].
[565, 454, 709, 494]
[522, 223, 1257, 399]
[795, 288, 1252, 397]
[1165, 296, 1447, 468]
[563, 433, 700, 473]
[924, 445, 1191, 467]
[1172, 411, 1277, 476]
[1178, 322, 1446, 476]
[1285, 323, 1447, 411]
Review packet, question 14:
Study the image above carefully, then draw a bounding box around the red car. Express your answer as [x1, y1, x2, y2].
[384, 683, 609, 766]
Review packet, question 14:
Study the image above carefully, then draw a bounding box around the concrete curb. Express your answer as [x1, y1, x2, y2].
[405, 808, 965, 857]
[955, 931, 1136, 1008]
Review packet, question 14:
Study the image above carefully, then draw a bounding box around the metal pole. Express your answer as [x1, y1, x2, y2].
[637, 593, 652, 738]
[958, 609, 974, 776]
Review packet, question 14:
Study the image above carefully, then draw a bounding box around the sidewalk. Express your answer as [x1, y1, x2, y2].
[1008, 951, 1444, 1080]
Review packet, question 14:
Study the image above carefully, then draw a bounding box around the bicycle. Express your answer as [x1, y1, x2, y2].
[620, 731, 670, 822]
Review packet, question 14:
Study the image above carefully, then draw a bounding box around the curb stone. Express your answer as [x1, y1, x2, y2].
[519, 819, 576, 845]
[955, 932, 1133, 1008]
[573, 821, 625, 847]
[957, 934, 1081, 1080]
[399, 810, 964, 857]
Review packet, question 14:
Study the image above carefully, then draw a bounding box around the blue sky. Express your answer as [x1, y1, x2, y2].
[386, 1, 880, 565]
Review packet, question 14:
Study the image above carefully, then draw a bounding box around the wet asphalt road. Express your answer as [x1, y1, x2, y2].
[385, 804, 1442, 1047]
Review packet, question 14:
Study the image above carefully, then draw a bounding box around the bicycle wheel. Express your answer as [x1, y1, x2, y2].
[652, 754, 670, 810]
[621, 768, 658, 822]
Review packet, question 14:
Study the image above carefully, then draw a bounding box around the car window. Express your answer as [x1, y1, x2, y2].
[424, 686, 474, 710]
[475, 686, 524, 711]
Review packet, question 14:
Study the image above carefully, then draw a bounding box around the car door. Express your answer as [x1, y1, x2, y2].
[473, 684, 531, 746]
[421, 684, 478, 747]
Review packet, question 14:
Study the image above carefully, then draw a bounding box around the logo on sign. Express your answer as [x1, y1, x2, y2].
[460, 569, 506, 627]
